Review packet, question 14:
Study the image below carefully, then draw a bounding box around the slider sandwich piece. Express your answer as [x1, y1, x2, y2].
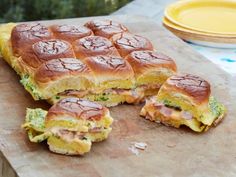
[85, 19, 129, 38]
[22, 97, 113, 155]
[52, 55, 140, 106]
[140, 73, 226, 132]
[22, 58, 94, 100]
[73, 36, 120, 60]
[111, 32, 153, 58]
[50, 24, 93, 43]
[125, 50, 177, 96]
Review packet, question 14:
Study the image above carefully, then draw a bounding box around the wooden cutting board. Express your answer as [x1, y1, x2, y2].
[0, 15, 235, 177]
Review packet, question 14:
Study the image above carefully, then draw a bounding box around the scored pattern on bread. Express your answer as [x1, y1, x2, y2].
[84, 19, 129, 38]
[0, 19, 177, 106]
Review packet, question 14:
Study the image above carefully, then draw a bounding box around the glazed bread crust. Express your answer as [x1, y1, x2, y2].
[126, 50, 177, 77]
[34, 58, 93, 84]
[46, 97, 107, 122]
[85, 19, 128, 38]
[84, 55, 135, 88]
[21, 39, 75, 69]
[73, 36, 120, 60]
[50, 24, 93, 43]
[163, 73, 211, 104]
[11, 23, 53, 55]
[111, 32, 153, 57]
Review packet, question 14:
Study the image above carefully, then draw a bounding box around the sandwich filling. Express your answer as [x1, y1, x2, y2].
[140, 96, 225, 132]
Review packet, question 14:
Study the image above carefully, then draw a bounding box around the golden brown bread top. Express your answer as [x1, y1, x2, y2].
[46, 97, 107, 121]
[11, 23, 53, 55]
[73, 36, 120, 60]
[50, 24, 93, 43]
[165, 73, 211, 103]
[126, 50, 177, 75]
[85, 19, 128, 38]
[21, 39, 75, 69]
[35, 58, 92, 83]
[111, 32, 153, 57]
[84, 55, 134, 80]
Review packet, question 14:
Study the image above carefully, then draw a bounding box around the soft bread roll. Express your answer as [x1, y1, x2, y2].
[85, 19, 128, 38]
[50, 24, 93, 43]
[84, 55, 135, 90]
[111, 32, 153, 57]
[72, 36, 120, 60]
[22, 97, 113, 155]
[140, 73, 226, 132]
[125, 50, 177, 95]
[21, 58, 94, 100]
[20, 39, 75, 71]
[11, 23, 53, 56]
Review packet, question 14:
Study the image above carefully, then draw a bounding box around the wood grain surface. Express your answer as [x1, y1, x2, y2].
[0, 15, 235, 177]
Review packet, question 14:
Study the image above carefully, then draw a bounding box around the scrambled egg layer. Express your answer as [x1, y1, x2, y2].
[0, 23, 25, 75]
[49, 92, 131, 107]
[136, 69, 174, 86]
[97, 79, 135, 91]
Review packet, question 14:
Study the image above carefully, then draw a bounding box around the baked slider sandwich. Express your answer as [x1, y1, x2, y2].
[85, 19, 129, 38]
[21, 58, 94, 100]
[140, 73, 226, 132]
[125, 50, 177, 96]
[22, 97, 113, 155]
[50, 24, 93, 43]
[52, 55, 140, 106]
[73, 36, 120, 60]
[111, 32, 153, 58]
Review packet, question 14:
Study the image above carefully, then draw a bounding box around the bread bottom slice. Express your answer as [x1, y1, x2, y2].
[47, 135, 91, 155]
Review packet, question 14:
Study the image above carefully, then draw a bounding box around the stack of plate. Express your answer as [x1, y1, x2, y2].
[163, 0, 236, 48]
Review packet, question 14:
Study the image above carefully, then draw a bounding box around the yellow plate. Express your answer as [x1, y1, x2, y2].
[165, 0, 236, 35]
[163, 17, 236, 48]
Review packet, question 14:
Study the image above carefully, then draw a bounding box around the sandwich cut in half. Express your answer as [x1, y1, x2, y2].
[140, 73, 226, 132]
[22, 97, 113, 155]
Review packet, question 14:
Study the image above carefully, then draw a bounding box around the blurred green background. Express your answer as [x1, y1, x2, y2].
[0, 0, 132, 23]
